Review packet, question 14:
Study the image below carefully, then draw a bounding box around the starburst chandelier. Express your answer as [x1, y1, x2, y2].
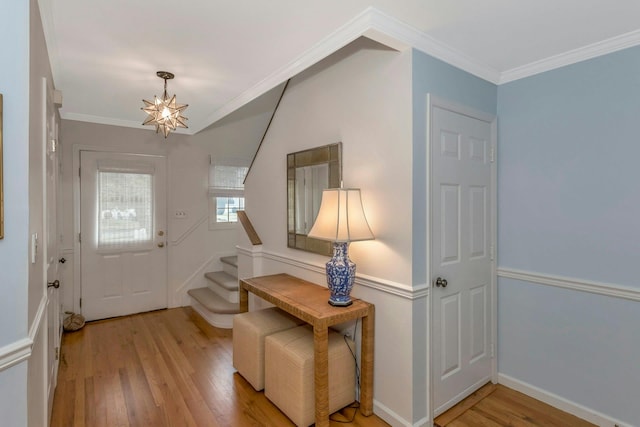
[141, 71, 188, 138]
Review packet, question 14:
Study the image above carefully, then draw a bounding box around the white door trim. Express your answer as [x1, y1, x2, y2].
[72, 145, 169, 317]
[426, 94, 498, 424]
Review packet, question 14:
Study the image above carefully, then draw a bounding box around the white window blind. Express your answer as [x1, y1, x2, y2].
[208, 159, 249, 226]
[208, 163, 248, 197]
[98, 171, 153, 248]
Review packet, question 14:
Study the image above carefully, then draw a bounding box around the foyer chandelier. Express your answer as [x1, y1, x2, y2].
[141, 71, 188, 138]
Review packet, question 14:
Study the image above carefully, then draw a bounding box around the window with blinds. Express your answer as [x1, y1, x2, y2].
[98, 171, 153, 247]
[208, 160, 248, 227]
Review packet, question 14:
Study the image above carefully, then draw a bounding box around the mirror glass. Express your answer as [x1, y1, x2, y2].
[287, 143, 342, 255]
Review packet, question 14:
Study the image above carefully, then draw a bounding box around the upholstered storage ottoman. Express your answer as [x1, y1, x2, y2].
[264, 325, 355, 427]
[233, 307, 304, 391]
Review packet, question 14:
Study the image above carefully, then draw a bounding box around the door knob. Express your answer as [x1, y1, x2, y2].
[47, 280, 60, 289]
[157, 242, 165, 248]
[433, 277, 448, 288]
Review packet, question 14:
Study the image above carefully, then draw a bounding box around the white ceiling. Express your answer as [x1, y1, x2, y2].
[39, 0, 640, 135]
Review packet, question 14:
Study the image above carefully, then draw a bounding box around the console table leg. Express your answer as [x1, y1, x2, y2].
[314, 325, 330, 427]
[360, 309, 375, 415]
[239, 286, 248, 312]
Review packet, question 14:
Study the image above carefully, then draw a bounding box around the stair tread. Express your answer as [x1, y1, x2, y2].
[188, 287, 240, 314]
[220, 256, 238, 268]
[204, 271, 238, 291]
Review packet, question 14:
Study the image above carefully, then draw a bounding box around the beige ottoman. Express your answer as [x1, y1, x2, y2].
[264, 325, 356, 427]
[233, 307, 304, 391]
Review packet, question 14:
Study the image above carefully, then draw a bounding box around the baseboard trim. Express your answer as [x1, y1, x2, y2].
[0, 294, 49, 372]
[373, 399, 426, 427]
[497, 267, 640, 302]
[498, 373, 631, 427]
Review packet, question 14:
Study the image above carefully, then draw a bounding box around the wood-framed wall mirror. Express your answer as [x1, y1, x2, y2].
[287, 142, 342, 256]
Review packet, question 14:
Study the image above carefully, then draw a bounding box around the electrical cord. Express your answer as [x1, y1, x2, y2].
[330, 319, 363, 423]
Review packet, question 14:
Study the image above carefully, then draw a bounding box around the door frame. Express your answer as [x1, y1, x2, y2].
[426, 94, 498, 423]
[72, 146, 169, 316]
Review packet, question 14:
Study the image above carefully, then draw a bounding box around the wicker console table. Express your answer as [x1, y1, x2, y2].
[239, 273, 375, 427]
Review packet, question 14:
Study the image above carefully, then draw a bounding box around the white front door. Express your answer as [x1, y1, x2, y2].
[80, 151, 168, 321]
[430, 98, 496, 416]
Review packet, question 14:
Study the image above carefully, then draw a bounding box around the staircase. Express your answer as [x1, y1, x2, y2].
[188, 255, 240, 329]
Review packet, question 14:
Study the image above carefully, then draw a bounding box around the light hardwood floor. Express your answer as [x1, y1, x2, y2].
[50, 307, 389, 427]
[51, 307, 596, 427]
[434, 383, 596, 427]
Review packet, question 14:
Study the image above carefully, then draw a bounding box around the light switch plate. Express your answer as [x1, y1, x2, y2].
[31, 233, 38, 264]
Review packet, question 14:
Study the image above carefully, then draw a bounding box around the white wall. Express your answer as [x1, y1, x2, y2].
[241, 37, 418, 427]
[59, 121, 242, 312]
[58, 76, 286, 313]
[27, 1, 60, 425]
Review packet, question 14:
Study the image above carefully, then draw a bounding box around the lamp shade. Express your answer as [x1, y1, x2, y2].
[307, 188, 374, 243]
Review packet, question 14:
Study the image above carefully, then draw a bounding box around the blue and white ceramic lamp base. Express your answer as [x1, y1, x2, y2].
[325, 242, 356, 306]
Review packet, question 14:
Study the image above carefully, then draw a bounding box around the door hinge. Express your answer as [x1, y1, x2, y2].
[490, 245, 495, 261]
[79, 298, 82, 309]
[55, 347, 59, 361]
[491, 343, 495, 358]
[490, 146, 496, 163]
[78, 232, 81, 243]
[78, 167, 81, 177]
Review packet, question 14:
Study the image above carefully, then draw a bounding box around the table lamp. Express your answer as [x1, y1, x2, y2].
[307, 188, 374, 306]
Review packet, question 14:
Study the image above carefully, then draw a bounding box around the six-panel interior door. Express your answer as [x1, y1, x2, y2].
[431, 103, 494, 416]
[80, 151, 168, 321]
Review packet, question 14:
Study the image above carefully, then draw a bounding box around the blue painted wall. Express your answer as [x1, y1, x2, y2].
[0, 1, 30, 426]
[412, 49, 497, 422]
[498, 47, 640, 286]
[498, 46, 640, 425]
[412, 49, 497, 285]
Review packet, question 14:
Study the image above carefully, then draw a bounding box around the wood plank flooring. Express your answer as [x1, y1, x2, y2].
[51, 307, 597, 427]
[50, 307, 390, 427]
[434, 383, 597, 427]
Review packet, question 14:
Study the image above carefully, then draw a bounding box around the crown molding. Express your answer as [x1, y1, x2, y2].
[194, 7, 502, 133]
[192, 7, 379, 133]
[499, 28, 640, 84]
[61, 112, 192, 135]
[37, 0, 61, 89]
[363, 8, 501, 84]
[45, 4, 640, 133]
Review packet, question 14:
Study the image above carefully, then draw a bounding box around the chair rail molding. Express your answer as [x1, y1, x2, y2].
[0, 295, 46, 372]
[497, 267, 640, 302]
[236, 245, 427, 300]
[0, 338, 32, 372]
